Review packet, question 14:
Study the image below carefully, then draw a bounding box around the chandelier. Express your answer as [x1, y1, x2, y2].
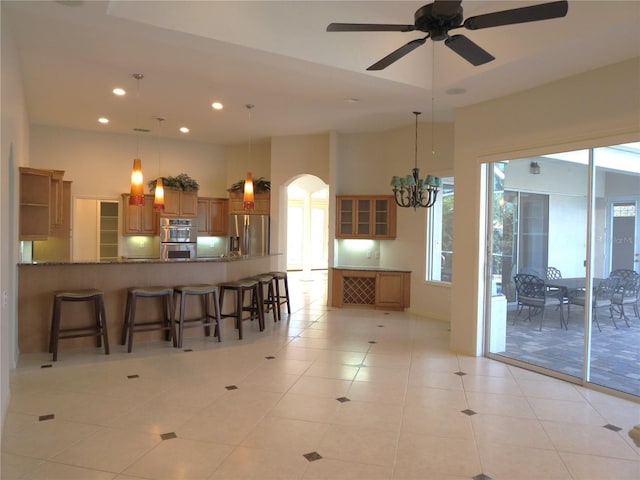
[390, 111, 440, 209]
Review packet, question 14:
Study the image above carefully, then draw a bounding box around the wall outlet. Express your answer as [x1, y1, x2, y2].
[2, 291, 7, 308]
[367, 251, 372, 259]
[374, 251, 380, 259]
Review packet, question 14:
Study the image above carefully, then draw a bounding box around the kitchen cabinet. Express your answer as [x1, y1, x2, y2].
[229, 191, 270, 215]
[336, 195, 396, 239]
[162, 189, 198, 217]
[19, 167, 52, 240]
[122, 194, 158, 235]
[331, 268, 410, 310]
[49, 170, 65, 227]
[197, 197, 229, 236]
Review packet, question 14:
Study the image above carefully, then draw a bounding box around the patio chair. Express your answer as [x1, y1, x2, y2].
[545, 266, 567, 309]
[610, 270, 640, 327]
[567, 276, 618, 332]
[513, 273, 565, 331]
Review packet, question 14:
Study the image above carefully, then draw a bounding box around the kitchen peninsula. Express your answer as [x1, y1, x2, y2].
[18, 255, 278, 354]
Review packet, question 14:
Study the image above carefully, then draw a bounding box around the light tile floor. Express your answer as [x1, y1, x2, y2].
[2, 270, 639, 479]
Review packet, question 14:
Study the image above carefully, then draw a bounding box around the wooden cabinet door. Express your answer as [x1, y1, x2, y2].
[140, 195, 157, 234]
[180, 191, 198, 217]
[196, 199, 210, 234]
[209, 199, 228, 235]
[20, 168, 51, 240]
[375, 272, 404, 308]
[336, 197, 356, 237]
[162, 189, 180, 216]
[122, 194, 156, 235]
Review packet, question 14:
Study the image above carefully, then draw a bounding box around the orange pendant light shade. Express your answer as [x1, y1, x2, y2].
[243, 171, 255, 210]
[129, 158, 145, 205]
[153, 177, 165, 210]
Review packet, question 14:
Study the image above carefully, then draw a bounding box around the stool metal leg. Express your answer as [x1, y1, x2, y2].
[98, 295, 110, 355]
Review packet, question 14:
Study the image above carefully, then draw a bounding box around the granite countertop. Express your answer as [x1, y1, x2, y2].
[19, 253, 281, 266]
[333, 265, 411, 273]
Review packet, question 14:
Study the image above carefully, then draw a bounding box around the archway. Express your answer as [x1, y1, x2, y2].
[286, 175, 329, 277]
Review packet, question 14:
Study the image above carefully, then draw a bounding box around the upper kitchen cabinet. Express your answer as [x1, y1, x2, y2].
[162, 189, 198, 217]
[49, 170, 65, 227]
[336, 195, 396, 239]
[19, 167, 66, 240]
[122, 194, 158, 235]
[197, 198, 229, 236]
[228, 191, 270, 215]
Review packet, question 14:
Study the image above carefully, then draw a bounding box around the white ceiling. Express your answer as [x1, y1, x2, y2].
[3, 0, 639, 145]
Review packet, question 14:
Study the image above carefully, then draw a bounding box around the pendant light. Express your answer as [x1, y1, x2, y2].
[390, 112, 440, 209]
[243, 104, 255, 211]
[129, 73, 145, 206]
[153, 116, 165, 210]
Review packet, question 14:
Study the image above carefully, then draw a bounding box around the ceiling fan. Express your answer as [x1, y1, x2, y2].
[326, 0, 568, 70]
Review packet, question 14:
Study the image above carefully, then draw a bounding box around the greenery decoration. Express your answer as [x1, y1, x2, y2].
[148, 173, 199, 192]
[227, 177, 270, 193]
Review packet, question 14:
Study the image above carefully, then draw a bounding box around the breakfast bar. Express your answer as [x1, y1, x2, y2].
[18, 255, 278, 354]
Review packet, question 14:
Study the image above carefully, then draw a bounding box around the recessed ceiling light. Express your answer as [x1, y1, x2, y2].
[98, 117, 109, 124]
[179, 127, 190, 133]
[211, 102, 223, 110]
[113, 87, 126, 96]
[446, 87, 467, 95]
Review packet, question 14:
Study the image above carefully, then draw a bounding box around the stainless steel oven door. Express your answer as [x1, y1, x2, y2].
[160, 226, 197, 243]
[160, 243, 196, 261]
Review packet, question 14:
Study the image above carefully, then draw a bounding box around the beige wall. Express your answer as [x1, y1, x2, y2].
[270, 133, 331, 271]
[30, 125, 229, 198]
[451, 57, 640, 355]
[1, 11, 31, 442]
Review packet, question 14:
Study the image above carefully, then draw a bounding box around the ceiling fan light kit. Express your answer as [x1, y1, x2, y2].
[327, 0, 568, 69]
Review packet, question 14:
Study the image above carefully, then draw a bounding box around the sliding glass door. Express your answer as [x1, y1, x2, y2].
[486, 143, 640, 398]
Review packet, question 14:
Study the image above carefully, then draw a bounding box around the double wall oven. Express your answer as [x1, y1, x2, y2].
[159, 217, 197, 261]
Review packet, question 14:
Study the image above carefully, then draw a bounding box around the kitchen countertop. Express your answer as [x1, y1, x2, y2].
[332, 265, 411, 272]
[19, 253, 281, 266]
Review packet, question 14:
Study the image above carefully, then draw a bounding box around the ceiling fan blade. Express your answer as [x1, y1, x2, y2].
[463, 0, 568, 30]
[367, 36, 428, 71]
[431, 0, 463, 17]
[445, 34, 495, 66]
[327, 23, 415, 32]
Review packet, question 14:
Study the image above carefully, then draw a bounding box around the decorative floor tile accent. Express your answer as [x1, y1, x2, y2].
[353, 363, 366, 367]
[39, 414, 55, 421]
[40, 364, 52, 369]
[336, 396, 351, 403]
[265, 356, 276, 360]
[377, 324, 385, 327]
[160, 432, 177, 440]
[127, 374, 139, 379]
[368, 340, 377, 344]
[603, 423, 622, 432]
[183, 349, 193, 352]
[461, 409, 478, 416]
[473, 474, 493, 480]
[225, 385, 238, 390]
[454, 371, 467, 376]
[303, 451, 323, 462]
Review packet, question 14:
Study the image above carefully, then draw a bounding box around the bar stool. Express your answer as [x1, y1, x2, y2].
[218, 279, 264, 340]
[121, 286, 175, 353]
[268, 271, 291, 321]
[247, 274, 279, 324]
[49, 289, 109, 361]
[173, 284, 221, 348]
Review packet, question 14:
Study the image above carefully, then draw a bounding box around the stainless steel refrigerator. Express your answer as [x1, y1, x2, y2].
[228, 214, 270, 256]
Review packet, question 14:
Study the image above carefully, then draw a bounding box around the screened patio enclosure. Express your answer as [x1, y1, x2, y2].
[486, 142, 640, 398]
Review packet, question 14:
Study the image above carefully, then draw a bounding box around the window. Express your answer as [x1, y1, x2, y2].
[426, 176, 454, 282]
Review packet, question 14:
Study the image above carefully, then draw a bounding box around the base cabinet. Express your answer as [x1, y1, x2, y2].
[331, 268, 410, 310]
